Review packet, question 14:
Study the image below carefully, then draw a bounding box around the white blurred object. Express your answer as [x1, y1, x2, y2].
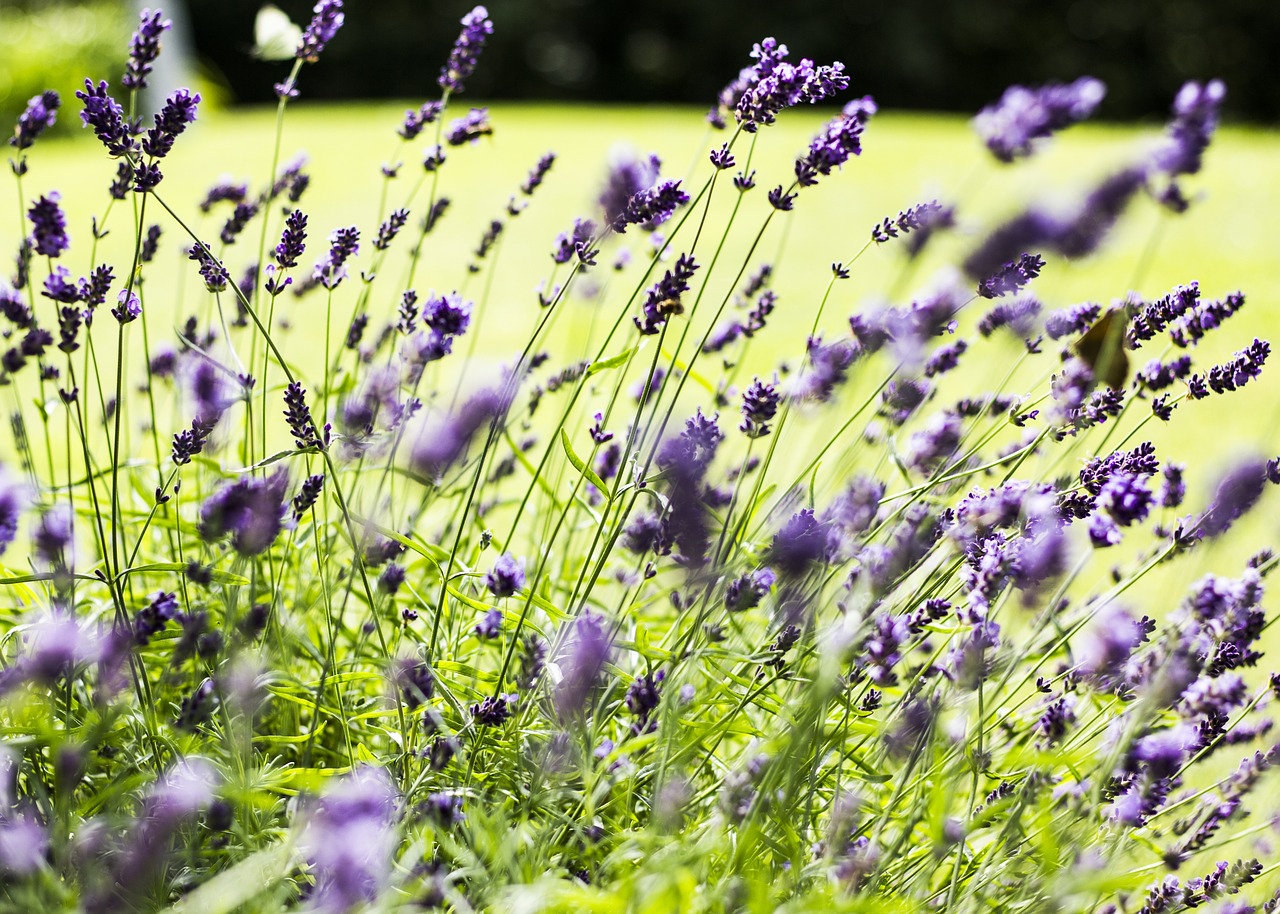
[252, 4, 302, 61]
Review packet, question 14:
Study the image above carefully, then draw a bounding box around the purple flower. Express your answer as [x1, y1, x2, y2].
[1185, 339, 1268, 399]
[871, 199, 954, 255]
[794, 96, 876, 186]
[1136, 355, 1193, 390]
[111, 289, 141, 324]
[0, 810, 49, 875]
[520, 152, 556, 195]
[901, 412, 959, 475]
[314, 226, 359, 290]
[555, 613, 612, 719]
[122, 8, 172, 91]
[283, 381, 321, 448]
[391, 658, 434, 708]
[297, 0, 345, 62]
[599, 151, 661, 229]
[1168, 291, 1245, 348]
[439, 5, 493, 94]
[27, 193, 68, 258]
[398, 101, 442, 140]
[635, 254, 697, 335]
[373, 208, 409, 251]
[188, 244, 229, 292]
[733, 38, 850, 132]
[275, 209, 308, 268]
[551, 217, 598, 267]
[293, 473, 325, 519]
[1154, 80, 1226, 180]
[422, 291, 471, 337]
[297, 767, 397, 914]
[626, 670, 664, 734]
[410, 387, 508, 478]
[973, 77, 1105, 162]
[446, 107, 492, 146]
[964, 168, 1146, 280]
[217, 201, 258, 247]
[767, 185, 796, 210]
[769, 509, 828, 578]
[198, 180, 248, 213]
[613, 180, 689, 233]
[924, 340, 967, 377]
[0, 469, 24, 557]
[793, 336, 857, 402]
[76, 80, 137, 157]
[198, 470, 289, 557]
[740, 377, 780, 438]
[1198, 459, 1268, 538]
[485, 553, 525, 598]
[139, 88, 199, 160]
[471, 693, 515, 725]
[976, 252, 1044, 299]
[474, 608, 503, 639]
[10, 91, 60, 151]
[724, 568, 775, 612]
[1044, 302, 1102, 340]
[1099, 472, 1155, 527]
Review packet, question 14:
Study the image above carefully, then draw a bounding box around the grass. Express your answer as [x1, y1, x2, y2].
[7, 101, 1279, 446]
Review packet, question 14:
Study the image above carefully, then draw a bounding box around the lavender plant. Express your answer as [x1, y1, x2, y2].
[1, 5, 1278, 913]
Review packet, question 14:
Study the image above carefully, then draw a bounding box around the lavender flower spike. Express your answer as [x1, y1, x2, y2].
[10, 91, 60, 151]
[297, 0, 345, 62]
[297, 766, 398, 914]
[485, 553, 526, 598]
[439, 6, 494, 94]
[122, 8, 172, 91]
[27, 193, 69, 258]
[974, 77, 1105, 162]
[198, 470, 289, 556]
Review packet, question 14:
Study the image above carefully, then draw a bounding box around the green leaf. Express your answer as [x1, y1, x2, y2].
[585, 346, 636, 377]
[163, 844, 295, 914]
[560, 428, 607, 494]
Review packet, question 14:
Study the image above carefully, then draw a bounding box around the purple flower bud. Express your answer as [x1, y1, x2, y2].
[297, 766, 397, 914]
[122, 9, 171, 90]
[468, 606, 500, 639]
[10, 91, 60, 151]
[973, 77, 1105, 162]
[140, 88, 199, 160]
[794, 97, 875, 186]
[75, 80, 137, 157]
[740, 376, 780, 438]
[27, 193, 69, 258]
[439, 5, 493, 94]
[1198, 459, 1268, 539]
[485, 553, 525, 598]
[724, 567, 775, 612]
[198, 469, 289, 557]
[555, 613, 612, 719]
[732, 38, 850, 133]
[1154, 80, 1226, 180]
[976, 252, 1044, 299]
[445, 107, 492, 146]
[111, 289, 141, 324]
[314, 226, 359, 290]
[297, 0, 345, 62]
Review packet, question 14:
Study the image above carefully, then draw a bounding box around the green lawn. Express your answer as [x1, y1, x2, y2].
[8, 101, 1280, 469]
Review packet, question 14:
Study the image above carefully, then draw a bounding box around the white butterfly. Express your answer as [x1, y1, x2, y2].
[252, 5, 302, 61]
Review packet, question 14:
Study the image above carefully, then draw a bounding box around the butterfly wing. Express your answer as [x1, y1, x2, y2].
[253, 5, 302, 61]
[1073, 305, 1131, 390]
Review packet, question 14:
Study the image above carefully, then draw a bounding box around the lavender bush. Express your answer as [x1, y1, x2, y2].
[2, 4, 1279, 912]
